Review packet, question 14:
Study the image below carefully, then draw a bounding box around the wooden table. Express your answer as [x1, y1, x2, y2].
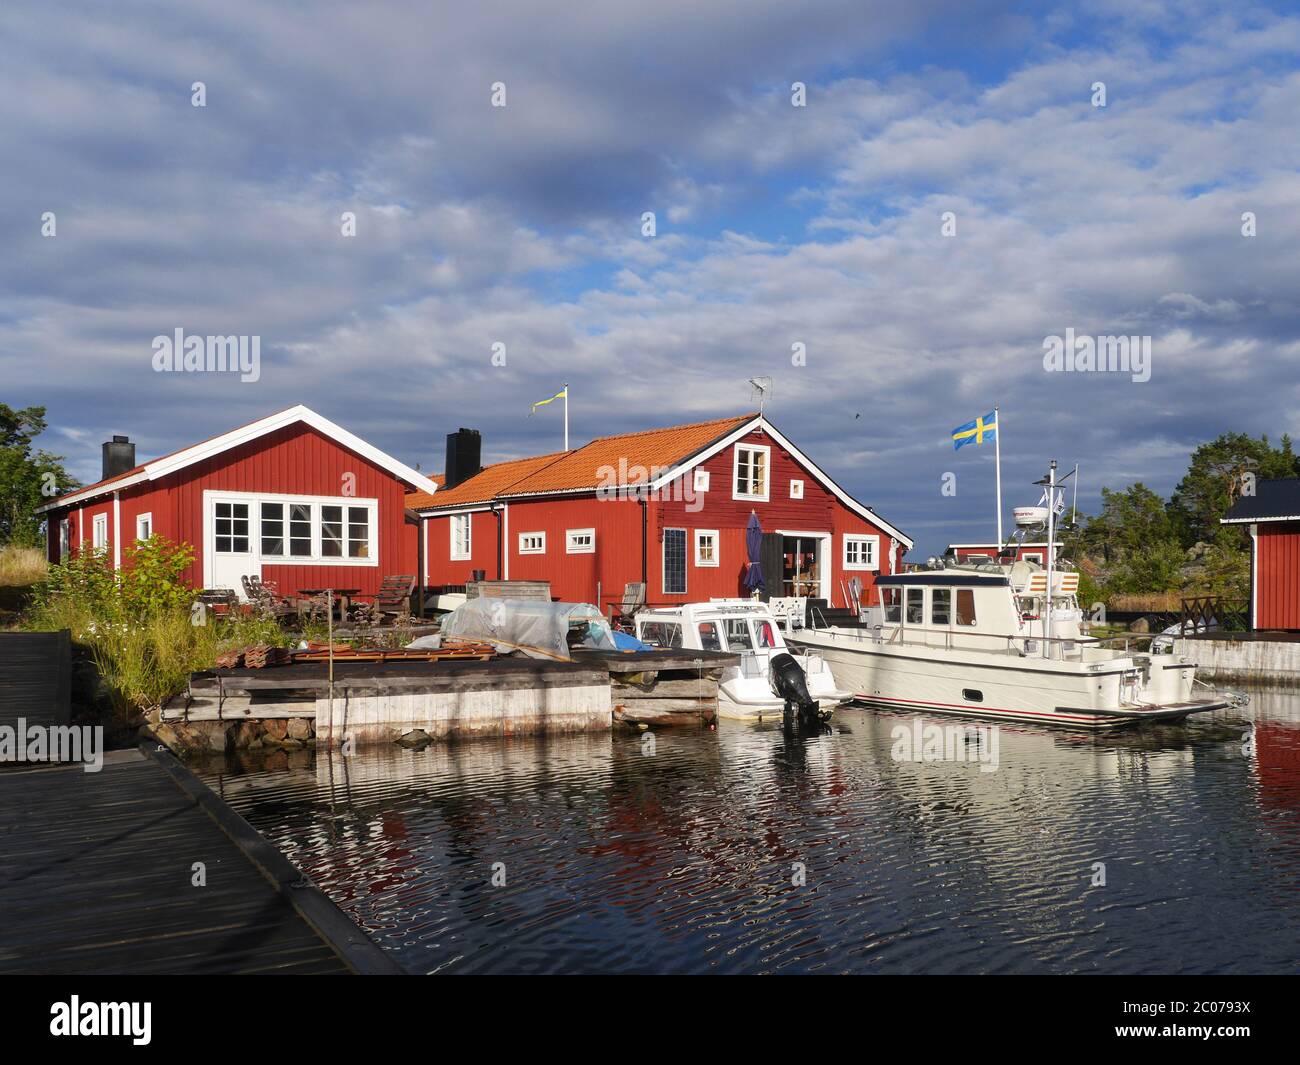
[297, 588, 361, 619]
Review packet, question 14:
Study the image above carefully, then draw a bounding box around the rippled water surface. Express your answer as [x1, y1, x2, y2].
[200, 691, 1300, 974]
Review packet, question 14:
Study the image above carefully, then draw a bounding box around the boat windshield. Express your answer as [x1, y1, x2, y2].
[697, 621, 723, 651]
[723, 617, 755, 651]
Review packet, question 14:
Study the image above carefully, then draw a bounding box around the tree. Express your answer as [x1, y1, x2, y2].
[1167, 432, 1299, 548]
[0, 404, 77, 546]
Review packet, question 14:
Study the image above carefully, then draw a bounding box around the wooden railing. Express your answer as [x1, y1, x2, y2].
[1180, 596, 1249, 635]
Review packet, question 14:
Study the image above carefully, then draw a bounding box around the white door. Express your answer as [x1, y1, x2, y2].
[208, 498, 257, 596]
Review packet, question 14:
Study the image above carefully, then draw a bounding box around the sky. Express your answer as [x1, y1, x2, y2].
[4, 0, 1299, 557]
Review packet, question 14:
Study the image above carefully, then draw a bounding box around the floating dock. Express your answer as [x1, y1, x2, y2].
[161, 650, 738, 747]
[0, 742, 402, 975]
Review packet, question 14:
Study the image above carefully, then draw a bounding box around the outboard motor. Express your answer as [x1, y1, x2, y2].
[770, 652, 831, 730]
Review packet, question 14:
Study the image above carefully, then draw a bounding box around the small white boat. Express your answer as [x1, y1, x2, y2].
[634, 599, 850, 720]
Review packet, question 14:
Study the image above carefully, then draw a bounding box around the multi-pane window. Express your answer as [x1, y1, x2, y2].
[843, 535, 879, 570]
[136, 513, 152, 541]
[450, 514, 472, 560]
[733, 445, 769, 500]
[566, 529, 595, 554]
[289, 504, 312, 556]
[260, 502, 285, 556]
[92, 513, 108, 552]
[214, 502, 250, 553]
[519, 532, 546, 554]
[694, 529, 718, 566]
[58, 519, 70, 559]
[347, 506, 369, 558]
[663, 528, 687, 594]
[321, 505, 344, 557]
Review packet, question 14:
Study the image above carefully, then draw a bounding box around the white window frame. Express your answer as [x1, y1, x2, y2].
[58, 518, 70, 559]
[92, 513, 109, 552]
[843, 534, 880, 571]
[202, 490, 380, 570]
[450, 514, 473, 561]
[518, 531, 546, 555]
[789, 479, 804, 499]
[135, 512, 153, 542]
[694, 529, 719, 567]
[1022, 552, 1044, 565]
[693, 469, 710, 493]
[566, 528, 595, 554]
[732, 443, 771, 502]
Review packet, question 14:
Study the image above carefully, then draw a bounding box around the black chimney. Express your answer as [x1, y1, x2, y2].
[443, 428, 482, 490]
[102, 435, 136, 480]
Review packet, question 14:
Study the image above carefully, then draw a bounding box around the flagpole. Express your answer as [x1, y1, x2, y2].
[563, 383, 569, 452]
[995, 405, 1003, 547]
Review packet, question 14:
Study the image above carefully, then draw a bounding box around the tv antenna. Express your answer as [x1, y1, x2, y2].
[748, 377, 772, 416]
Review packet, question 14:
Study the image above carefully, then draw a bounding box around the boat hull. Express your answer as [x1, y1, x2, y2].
[790, 631, 1225, 730]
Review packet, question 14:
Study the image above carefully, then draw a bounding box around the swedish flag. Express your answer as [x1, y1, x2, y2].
[951, 411, 997, 451]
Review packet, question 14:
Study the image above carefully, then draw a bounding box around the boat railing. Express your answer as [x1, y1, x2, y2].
[804, 622, 1163, 660]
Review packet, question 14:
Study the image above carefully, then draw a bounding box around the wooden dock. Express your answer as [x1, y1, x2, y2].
[0, 743, 403, 975]
[575, 648, 739, 726]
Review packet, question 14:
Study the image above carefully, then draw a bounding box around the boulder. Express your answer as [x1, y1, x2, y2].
[396, 729, 432, 749]
[263, 719, 289, 741]
[286, 718, 312, 741]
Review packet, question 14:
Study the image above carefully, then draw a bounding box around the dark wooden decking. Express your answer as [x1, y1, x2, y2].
[0, 744, 403, 975]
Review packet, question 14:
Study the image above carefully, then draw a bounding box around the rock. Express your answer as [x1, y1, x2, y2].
[1129, 617, 1150, 633]
[286, 718, 312, 741]
[263, 719, 289, 741]
[280, 738, 304, 750]
[147, 723, 183, 753]
[396, 729, 432, 749]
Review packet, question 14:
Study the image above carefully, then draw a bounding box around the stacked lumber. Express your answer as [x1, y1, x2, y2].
[290, 643, 496, 664]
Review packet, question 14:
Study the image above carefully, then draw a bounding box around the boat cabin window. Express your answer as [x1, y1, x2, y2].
[697, 621, 722, 651]
[956, 589, 977, 626]
[639, 620, 683, 649]
[931, 588, 951, 626]
[753, 619, 778, 649]
[905, 588, 924, 624]
[723, 617, 754, 651]
[883, 587, 901, 624]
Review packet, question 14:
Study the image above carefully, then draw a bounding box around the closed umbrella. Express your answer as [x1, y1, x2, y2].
[743, 511, 764, 593]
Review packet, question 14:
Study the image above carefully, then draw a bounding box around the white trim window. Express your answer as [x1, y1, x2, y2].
[135, 513, 153, 541]
[693, 469, 710, 493]
[843, 534, 880, 571]
[566, 528, 595, 554]
[694, 529, 719, 567]
[732, 443, 770, 502]
[450, 514, 473, 561]
[519, 531, 546, 555]
[1022, 552, 1044, 565]
[92, 513, 109, 553]
[205, 491, 379, 568]
[58, 518, 71, 560]
[789, 479, 804, 499]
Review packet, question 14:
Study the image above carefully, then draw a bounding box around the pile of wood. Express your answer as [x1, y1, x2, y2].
[290, 642, 496, 664]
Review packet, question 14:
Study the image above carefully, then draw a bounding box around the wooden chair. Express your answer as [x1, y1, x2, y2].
[240, 575, 299, 619]
[610, 581, 646, 631]
[358, 574, 416, 622]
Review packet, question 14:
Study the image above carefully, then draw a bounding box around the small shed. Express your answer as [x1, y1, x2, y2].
[1221, 479, 1300, 631]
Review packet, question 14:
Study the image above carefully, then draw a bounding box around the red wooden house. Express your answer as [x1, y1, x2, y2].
[36, 405, 440, 599]
[947, 541, 1061, 565]
[1223, 480, 1300, 630]
[407, 413, 912, 610]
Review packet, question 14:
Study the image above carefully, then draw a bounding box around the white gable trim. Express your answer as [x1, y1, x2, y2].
[647, 415, 914, 550]
[37, 405, 439, 513]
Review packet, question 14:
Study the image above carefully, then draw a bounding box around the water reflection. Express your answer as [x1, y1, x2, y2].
[200, 691, 1300, 974]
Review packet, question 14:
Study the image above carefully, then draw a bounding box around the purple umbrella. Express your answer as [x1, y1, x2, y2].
[743, 511, 764, 592]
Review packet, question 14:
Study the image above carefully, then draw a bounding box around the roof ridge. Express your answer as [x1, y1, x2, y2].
[579, 412, 756, 446]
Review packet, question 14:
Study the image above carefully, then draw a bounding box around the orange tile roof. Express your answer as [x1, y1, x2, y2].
[410, 413, 756, 509]
[405, 451, 568, 510]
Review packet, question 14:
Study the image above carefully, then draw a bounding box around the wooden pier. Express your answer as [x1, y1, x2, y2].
[576, 648, 739, 726]
[0, 743, 403, 975]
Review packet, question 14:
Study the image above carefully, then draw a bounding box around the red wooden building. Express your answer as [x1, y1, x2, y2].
[947, 541, 1061, 565]
[36, 405, 439, 599]
[1223, 480, 1300, 630]
[407, 413, 912, 609]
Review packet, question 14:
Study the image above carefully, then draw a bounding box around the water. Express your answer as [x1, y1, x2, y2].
[199, 690, 1300, 974]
